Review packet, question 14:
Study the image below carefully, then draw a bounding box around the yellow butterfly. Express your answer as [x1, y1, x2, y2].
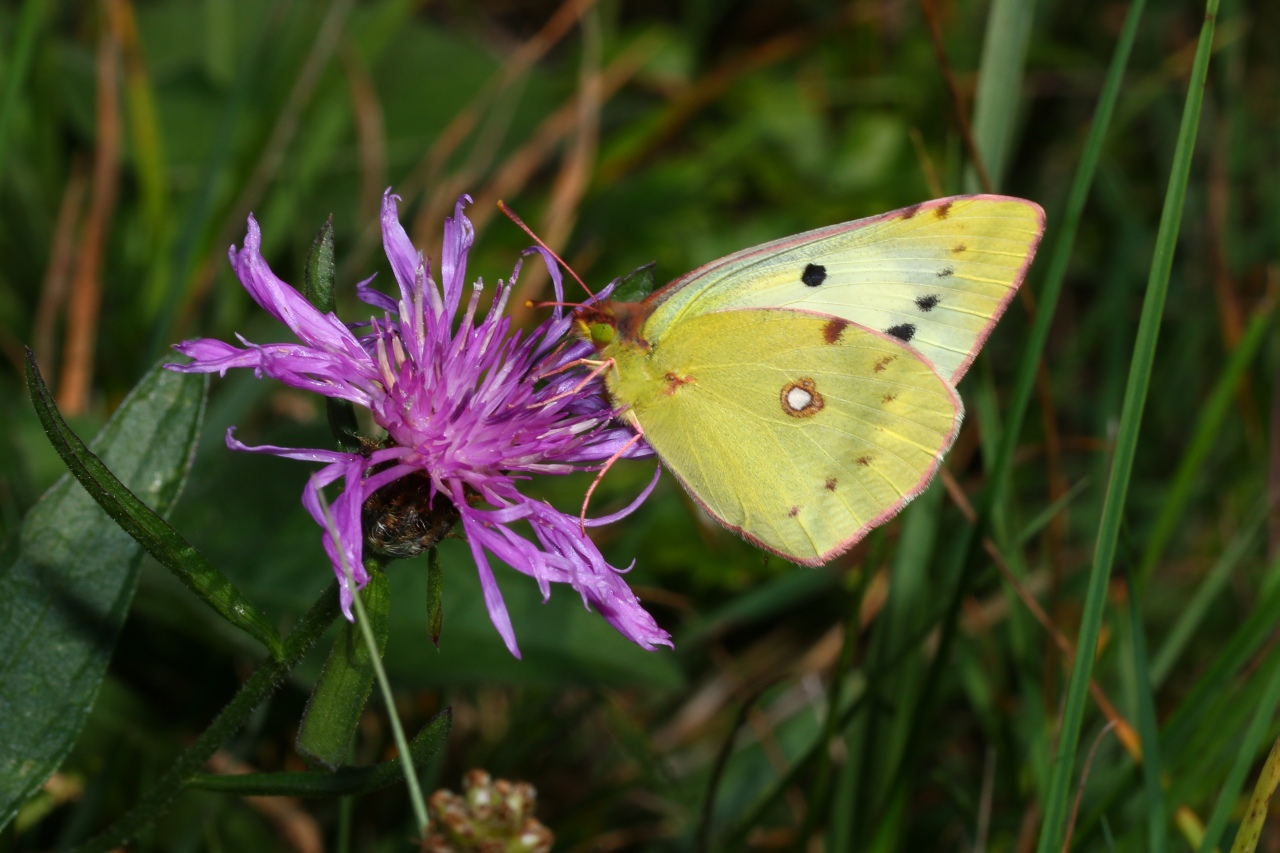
[575, 195, 1045, 564]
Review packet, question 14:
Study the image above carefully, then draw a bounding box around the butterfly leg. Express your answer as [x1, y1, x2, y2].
[536, 357, 614, 407]
[579, 424, 646, 534]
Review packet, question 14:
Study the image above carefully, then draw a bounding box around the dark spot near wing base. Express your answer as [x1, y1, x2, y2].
[885, 323, 917, 343]
[824, 478, 837, 491]
[664, 372, 695, 395]
[915, 294, 940, 312]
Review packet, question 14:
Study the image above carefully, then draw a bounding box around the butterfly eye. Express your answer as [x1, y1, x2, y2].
[589, 323, 615, 345]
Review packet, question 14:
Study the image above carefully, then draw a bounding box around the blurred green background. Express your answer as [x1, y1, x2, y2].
[1, 0, 1277, 850]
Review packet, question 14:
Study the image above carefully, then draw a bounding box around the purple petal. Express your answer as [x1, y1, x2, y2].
[230, 215, 365, 357]
[355, 272, 398, 313]
[380, 190, 421, 309]
[439, 195, 474, 317]
[225, 428, 361, 465]
[518, 245, 568, 315]
[302, 460, 371, 619]
[168, 339, 261, 375]
[584, 462, 662, 527]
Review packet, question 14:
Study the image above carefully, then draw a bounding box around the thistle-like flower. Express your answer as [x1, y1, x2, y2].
[167, 190, 670, 657]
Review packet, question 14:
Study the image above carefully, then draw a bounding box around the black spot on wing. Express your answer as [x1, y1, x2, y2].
[885, 323, 916, 343]
[937, 266, 954, 278]
[915, 294, 940, 312]
[801, 263, 827, 287]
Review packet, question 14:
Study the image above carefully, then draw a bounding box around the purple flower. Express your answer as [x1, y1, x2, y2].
[167, 190, 671, 657]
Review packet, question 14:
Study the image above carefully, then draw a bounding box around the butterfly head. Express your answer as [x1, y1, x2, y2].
[572, 301, 652, 353]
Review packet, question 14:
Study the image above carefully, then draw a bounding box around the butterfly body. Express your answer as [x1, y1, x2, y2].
[578, 195, 1044, 563]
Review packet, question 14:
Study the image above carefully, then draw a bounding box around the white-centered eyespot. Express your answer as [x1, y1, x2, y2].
[781, 378, 824, 418]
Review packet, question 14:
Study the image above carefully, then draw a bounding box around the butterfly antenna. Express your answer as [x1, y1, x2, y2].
[580, 427, 645, 534]
[498, 200, 594, 299]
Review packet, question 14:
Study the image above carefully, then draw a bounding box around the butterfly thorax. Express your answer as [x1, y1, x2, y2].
[572, 300, 663, 425]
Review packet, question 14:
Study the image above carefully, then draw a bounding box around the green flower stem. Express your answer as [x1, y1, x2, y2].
[348, 566, 430, 835]
[316, 490, 431, 836]
[71, 583, 342, 853]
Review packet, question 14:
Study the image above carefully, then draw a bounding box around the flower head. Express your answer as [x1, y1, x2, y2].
[424, 769, 552, 853]
[168, 190, 670, 657]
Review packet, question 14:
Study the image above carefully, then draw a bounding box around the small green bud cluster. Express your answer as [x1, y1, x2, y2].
[423, 770, 552, 853]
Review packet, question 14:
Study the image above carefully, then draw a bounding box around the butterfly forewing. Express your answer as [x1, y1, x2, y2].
[644, 195, 1044, 385]
[605, 308, 962, 564]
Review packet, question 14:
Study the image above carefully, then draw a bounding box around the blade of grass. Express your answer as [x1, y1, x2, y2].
[1196, 652, 1280, 853]
[1123, 565, 1166, 853]
[889, 0, 1150, 806]
[0, 0, 48, 170]
[965, 0, 1036, 192]
[1035, 3, 1220, 850]
[1163, 551, 1280, 748]
[1151, 501, 1267, 687]
[801, 569, 869, 849]
[189, 711, 450, 798]
[1227, 732, 1280, 853]
[1137, 303, 1275, 588]
[847, 484, 944, 848]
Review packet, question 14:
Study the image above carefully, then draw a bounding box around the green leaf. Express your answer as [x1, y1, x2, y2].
[302, 215, 361, 451]
[965, 0, 1036, 191]
[303, 214, 337, 312]
[0, 359, 206, 831]
[297, 566, 390, 770]
[24, 352, 283, 658]
[69, 584, 343, 853]
[610, 262, 658, 302]
[192, 709, 450, 797]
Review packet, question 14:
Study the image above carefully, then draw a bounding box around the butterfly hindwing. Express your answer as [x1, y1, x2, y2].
[643, 195, 1044, 385]
[604, 308, 962, 564]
